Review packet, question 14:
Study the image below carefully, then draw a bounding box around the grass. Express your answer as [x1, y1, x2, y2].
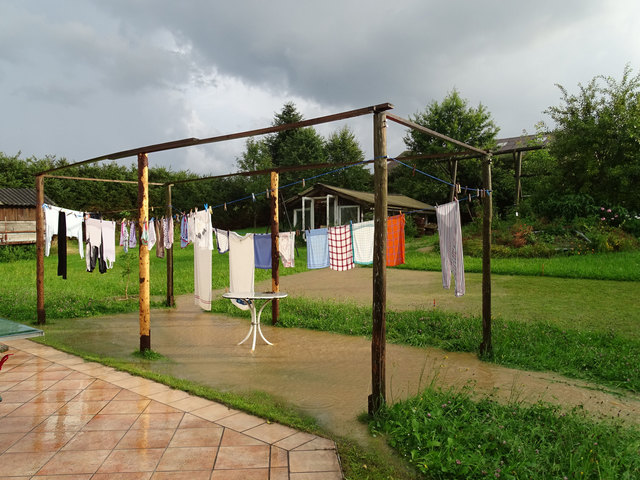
[369, 386, 640, 479]
[208, 297, 640, 393]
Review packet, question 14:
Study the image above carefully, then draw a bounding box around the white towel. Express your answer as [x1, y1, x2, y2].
[101, 220, 116, 268]
[351, 220, 374, 265]
[228, 232, 255, 310]
[193, 210, 213, 311]
[215, 228, 229, 254]
[436, 200, 465, 297]
[147, 219, 156, 250]
[278, 231, 296, 267]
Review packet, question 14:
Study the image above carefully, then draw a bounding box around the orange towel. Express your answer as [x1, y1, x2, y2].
[386, 214, 405, 267]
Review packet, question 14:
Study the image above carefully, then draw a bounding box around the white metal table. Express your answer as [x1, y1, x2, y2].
[222, 291, 288, 351]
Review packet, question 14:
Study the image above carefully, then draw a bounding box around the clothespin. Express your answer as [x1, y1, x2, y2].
[468, 193, 472, 202]
[208, 205, 212, 214]
[252, 193, 256, 202]
[204, 203, 208, 211]
[224, 203, 227, 211]
[302, 178, 306, 187]
[266, 188, 270, 199]
[412, 166, 416, 176]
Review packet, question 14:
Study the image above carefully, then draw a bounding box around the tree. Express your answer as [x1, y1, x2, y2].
[392, 89, 499, 205]
[545, 65, 640, 211]
[323, 126, 371, 191]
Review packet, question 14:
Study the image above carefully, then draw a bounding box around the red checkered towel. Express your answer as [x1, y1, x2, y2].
[328, 225, 354, 271]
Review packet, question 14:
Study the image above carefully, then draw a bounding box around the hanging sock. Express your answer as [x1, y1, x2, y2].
[57, 210, 67, 279]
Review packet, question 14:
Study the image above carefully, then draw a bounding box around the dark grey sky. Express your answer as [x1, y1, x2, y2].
[1, 0, 638, 174]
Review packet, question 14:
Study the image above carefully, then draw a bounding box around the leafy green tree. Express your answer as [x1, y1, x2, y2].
[392, 89, 499, 205]
[545, 65, 640, 211]
[323, 126, 371, 191]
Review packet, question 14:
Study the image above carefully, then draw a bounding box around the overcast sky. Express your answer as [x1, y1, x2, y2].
[1, 0, 638, 175]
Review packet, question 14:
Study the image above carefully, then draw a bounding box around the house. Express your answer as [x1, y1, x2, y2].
[284, 183, 435, 230]
[0, 188, 56, 245]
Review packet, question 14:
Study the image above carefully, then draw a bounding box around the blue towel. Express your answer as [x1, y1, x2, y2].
[306, 228, 329, 269]
[253, 234, 272, 269]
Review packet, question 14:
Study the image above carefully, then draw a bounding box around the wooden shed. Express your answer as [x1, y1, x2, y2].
[284, 183, 435, 230]
[0, 188, 56, 245]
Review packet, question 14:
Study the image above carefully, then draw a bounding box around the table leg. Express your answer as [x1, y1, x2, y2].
[237, 302, 256, 346]
[256, 300, 274, 346]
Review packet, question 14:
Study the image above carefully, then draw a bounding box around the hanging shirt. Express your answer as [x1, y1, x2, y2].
[253, 234, 272, 269]
[215, 228, 229, 254]
[351, 220, 374, 265]
[43, 204, 84, 258]
[387, 214, 406, 267]
[279, 231, 296, 268]
[228, 232, 255, 310]
[436, 200, 465, 297]
[328, 225, 354, 271]
[306, 228, 329, 269]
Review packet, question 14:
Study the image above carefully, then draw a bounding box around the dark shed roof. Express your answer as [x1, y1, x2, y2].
[0, 188, 56, 207]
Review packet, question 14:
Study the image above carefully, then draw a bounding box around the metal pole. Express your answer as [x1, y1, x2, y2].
[369, 110, 388, 415]
[138, 153, 151, 352]
[270, 171, 280, 324]
[35, 175, 46, 325]
[480, 155, 493, 356]
[166, 184, 175, 307]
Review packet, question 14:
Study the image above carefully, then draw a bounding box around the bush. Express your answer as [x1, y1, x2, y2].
[534, 193, 597, 221]
[0, 244, 36, 262]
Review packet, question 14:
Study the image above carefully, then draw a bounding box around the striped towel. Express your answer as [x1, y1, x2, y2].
[306, 228, 329, 269]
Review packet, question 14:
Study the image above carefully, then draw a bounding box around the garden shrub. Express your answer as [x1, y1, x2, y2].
[0, 244, 36, 262]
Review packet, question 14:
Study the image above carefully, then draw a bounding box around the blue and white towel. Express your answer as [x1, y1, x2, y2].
[306, 228, 329, 269]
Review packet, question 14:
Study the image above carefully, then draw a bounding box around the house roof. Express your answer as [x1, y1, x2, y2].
[284, 183, 435, 213]
[0, 188, 56, 207]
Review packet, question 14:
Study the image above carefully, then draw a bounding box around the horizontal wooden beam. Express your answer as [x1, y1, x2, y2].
[44, 174, 164, 186]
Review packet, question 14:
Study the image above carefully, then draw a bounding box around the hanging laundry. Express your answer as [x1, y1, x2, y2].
[328, 225, 354, 271]
[148, 219, 156, 251]
[351, 220, 374, 265]
[101, 220, 116, 269]
[306, 228, 329, 269]
[253, 234, 272, 269]
[140, 220, 149, 247]
[164, 216, 174, 249]
[193, 210, 213, 311]
[228, 232, 255, 310]
[387, 214, 406, 267]
[278, 231, 296, 268]
[85, 218, 102, 273]
[57, 210, 67, 279]
[64, 210, 84, 259]
[128, 221, 137, 249]
[436, 200, 465, 297]
[155, 219, 165, 258]
[43, 204, 84, 258]
[187, 213, 196, 246]
[181, 214, 189, 248]
[215, 228, 229, 254]
[120, 221, 129, 253]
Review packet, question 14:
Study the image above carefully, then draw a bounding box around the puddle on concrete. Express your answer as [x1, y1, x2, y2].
[61, 294, 640, 445]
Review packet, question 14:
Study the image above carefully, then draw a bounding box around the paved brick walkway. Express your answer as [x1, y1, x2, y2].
[0, 339, 342, 479]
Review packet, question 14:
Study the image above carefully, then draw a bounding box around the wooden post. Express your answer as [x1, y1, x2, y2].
[138, 153, 151, 352]
[165, 184, 175, 307]
[480, 154, 493, 356]
[514, 151, 522, 205]
[35, 175, 46, 325]
[369, 110, 388, 415]
[270, 171, 280, 324]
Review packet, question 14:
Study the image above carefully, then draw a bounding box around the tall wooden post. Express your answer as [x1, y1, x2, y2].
[369, 110, 388, 415]
[35, 175, 46, 325]
[165, 184, 175, 307]
[480, 154, 493, 356]
[514, 151, 522, 206]
[138, 153, 151, 352]
[270, 171, 280, 324]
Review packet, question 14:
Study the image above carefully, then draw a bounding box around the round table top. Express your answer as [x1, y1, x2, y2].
[222, 291, 288, 300]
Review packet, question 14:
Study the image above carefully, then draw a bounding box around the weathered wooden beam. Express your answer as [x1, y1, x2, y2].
[270, 172, 280, 324]
[165, 184, 175, 307]
[43, 174, 164, 186]
[480, 155, 493, 356]
[514, 151, 523, 205]
[369, 111, 388, 415]
[138, 153, 151, 352]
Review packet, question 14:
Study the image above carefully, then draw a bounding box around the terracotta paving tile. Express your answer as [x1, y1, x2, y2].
[32, 414, 94, 432]
[0, 381, 15, 392]
[113, 377, 153, 389]
[215, 412, 265, 432]
[293, 437, 336, 451]
[84, 378, 117, 389]
[220, 429, 267, 447]
[130, 383, 172, 397]
[31, 474, 92, 479]
[143, 400, 183, 414]
[55, 399, 109, 416]
[168, 395, 213, 412]
[30, 369, 72, 381]
[71, 388, 121, 402]
[147, 388, 191, 404]
[92, 472, 152, 480]
[30, 389, 82, 403]
[131, 412, 184, 430]
[244, 422, 299, 444]
[11, 379, 59, 390]
[96, 448, 165, 473]
[83, 413, 140, 431]
[0, 389, 38, 403]
[0, 402, 20, 416]
[0, 431, 24, 453]
[116, 428, 176, 450]
[0, 451, 55, 476]
[289, 450, 341, 473]
[99, 372, 136, 383]
[270, 467, 290, 480]
[156, 446, 218, 471]
[47, 378, 96, 391]
[62, 429, 127, 451]
[191, 402, 237, 422]
[8, 400, 66, 417]
[0, 414, 47, 433]
[37, 449, 111, 475]
[274, 431, 317, 451]
[169, 426, 224, 447]
[100, 399, 152, 414]
[271, 446, 289, 468]
[214, 445, 270, 470]
[151, 471, 211, 480]
[7, 430, 76, 453]
[113, 389, 147, 401]
[210, 469, 269, 480]
[0, 476, 34, 480]
[64, 372, 93, 381]
[1, 371, 35, 382]
[290, 472, 343, 480]
[178, 413, 217, 429]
